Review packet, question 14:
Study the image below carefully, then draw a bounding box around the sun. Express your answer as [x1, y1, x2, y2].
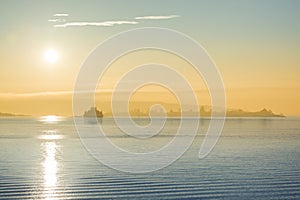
[44, 49, 59, 63]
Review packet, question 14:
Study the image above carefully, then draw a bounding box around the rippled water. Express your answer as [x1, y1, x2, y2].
[0, 117, 299, 199]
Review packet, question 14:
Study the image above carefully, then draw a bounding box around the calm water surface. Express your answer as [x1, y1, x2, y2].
[0, 117, 299, 199]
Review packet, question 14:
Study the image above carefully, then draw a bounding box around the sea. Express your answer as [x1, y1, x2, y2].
[0, 117, 299, 199]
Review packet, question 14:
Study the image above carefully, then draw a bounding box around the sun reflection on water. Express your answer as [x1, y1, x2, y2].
[41, 131, 60, 199]
[43, 142, 57, 187]
[40, 115, 64, 123]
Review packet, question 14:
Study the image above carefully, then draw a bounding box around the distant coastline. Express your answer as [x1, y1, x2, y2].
[0, 107, 285, 118]
[226, 108, 285, 117]
[105, 107, 285, 117]
[0, 112, 29, 117]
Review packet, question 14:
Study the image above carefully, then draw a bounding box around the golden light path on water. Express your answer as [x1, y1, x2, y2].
[43, 141, 57, 187]
[39, 116, 65, 199]
[42, 138, 59, 199]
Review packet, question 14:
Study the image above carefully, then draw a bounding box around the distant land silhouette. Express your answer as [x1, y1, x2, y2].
[91, 100, 285, 117]
[133, 107, 284, 117]
[226, 108, 284, 117]
[0, 107, 284, 117]
[0, 112, 29, 117]
[103, 105, 285, 117]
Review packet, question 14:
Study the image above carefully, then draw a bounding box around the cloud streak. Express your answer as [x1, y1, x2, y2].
[48, 19, 66, 23]
[0, 89, 114, 98]
[54, 21, 138, 28]
[49, 14, 179, 28]
[135, 15, 180, 20]
[53, 13, 69, 17]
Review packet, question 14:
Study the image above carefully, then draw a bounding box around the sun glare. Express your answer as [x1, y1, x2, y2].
[40, 115, 63, 123]
[44, 49, 58, 64]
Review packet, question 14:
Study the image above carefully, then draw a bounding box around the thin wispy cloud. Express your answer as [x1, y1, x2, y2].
[48, 19, 66, 23]
[54, 21, 138, 28]
[53, 13, 69, 17]
[0, 90, 73, 98]
[49, 14, 179, 28]
[0, 90, 113, 98]
[135, 15, 180, 20]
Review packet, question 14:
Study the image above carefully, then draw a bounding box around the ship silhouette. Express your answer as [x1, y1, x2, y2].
[83, 107, 103, 118]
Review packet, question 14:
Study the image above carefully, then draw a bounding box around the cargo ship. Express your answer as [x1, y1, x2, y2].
[83, 107, 103, 118]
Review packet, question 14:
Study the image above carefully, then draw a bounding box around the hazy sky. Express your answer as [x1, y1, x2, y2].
[0, 0, 299, 116]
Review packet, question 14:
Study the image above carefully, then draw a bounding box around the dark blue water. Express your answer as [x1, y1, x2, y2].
[0, 117, 299, 199]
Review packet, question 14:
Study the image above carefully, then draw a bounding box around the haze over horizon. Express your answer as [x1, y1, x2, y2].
[0, 0, 299, 116]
